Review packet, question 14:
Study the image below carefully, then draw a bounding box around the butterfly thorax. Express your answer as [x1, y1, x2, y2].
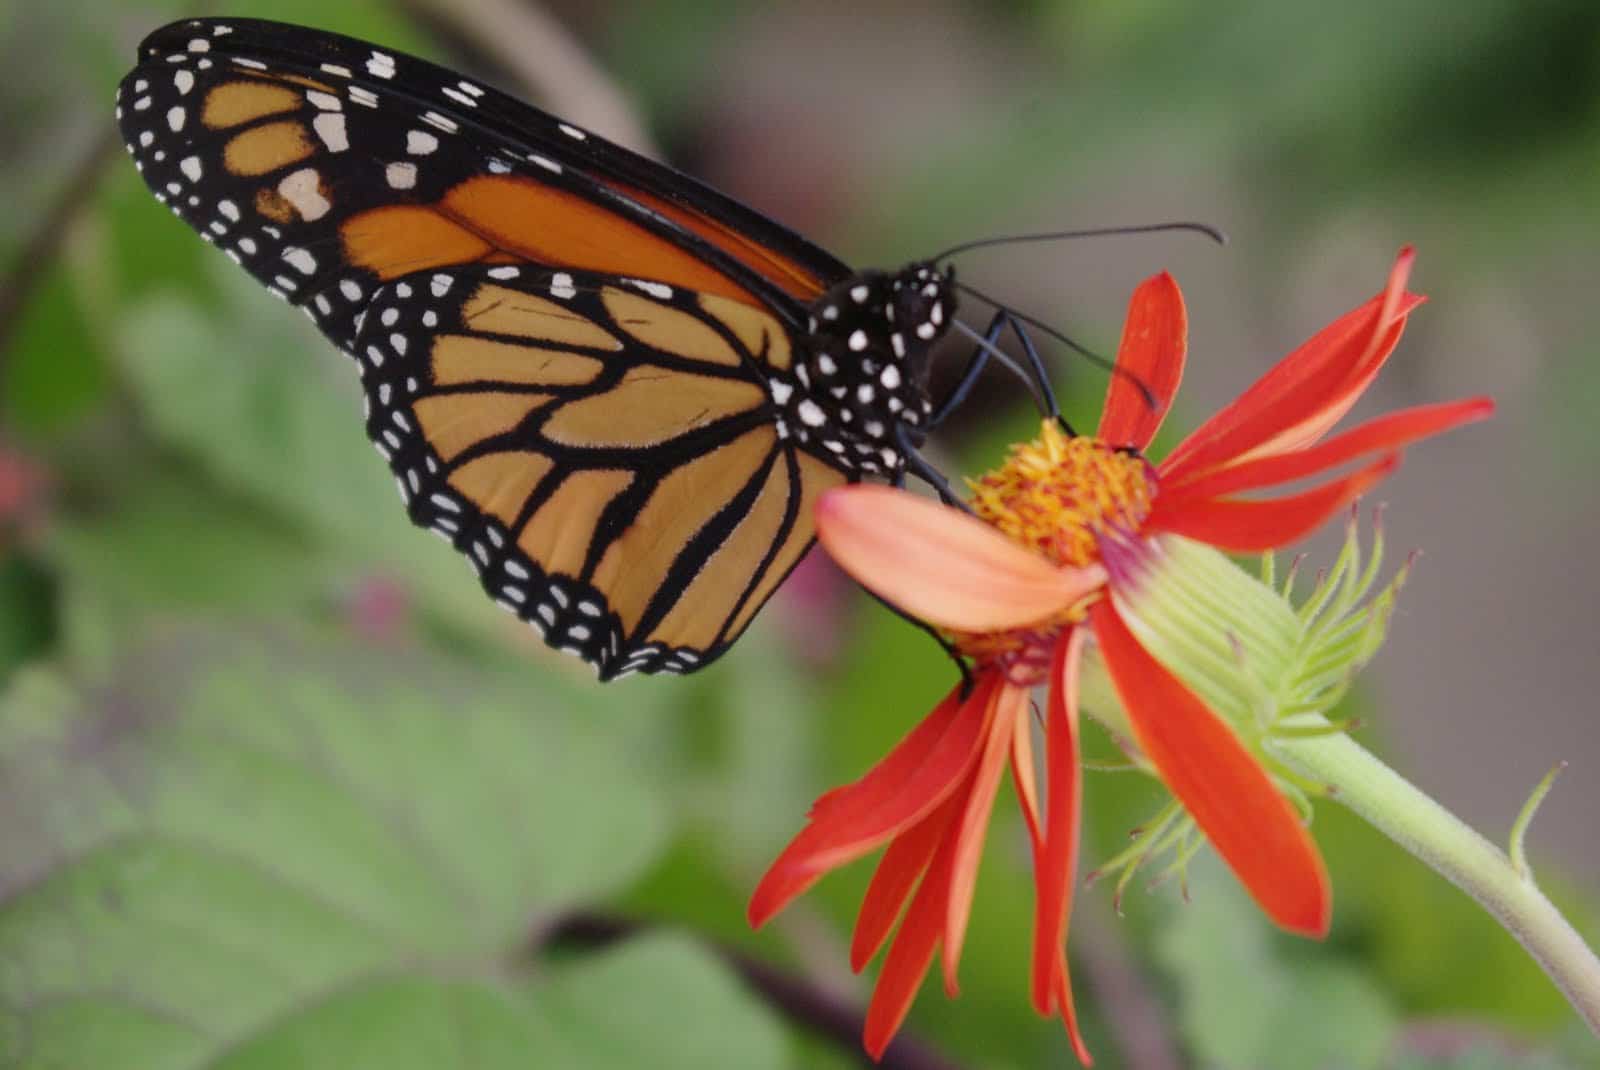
[768, 263, 955, 476]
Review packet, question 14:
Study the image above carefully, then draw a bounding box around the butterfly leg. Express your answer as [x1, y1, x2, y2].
[927, 309, 1007, 429]
[861, 586, 976, 697]
[895, 424, 975, 514]
[1006, 316, 1069, 430]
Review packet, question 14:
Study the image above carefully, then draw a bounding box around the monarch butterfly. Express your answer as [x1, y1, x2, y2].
[116, 17, 1064, 679]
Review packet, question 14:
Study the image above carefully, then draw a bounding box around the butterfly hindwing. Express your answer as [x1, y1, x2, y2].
[358, 264, 846, 677]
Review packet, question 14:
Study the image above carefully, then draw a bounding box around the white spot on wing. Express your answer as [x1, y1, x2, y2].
[627, 279, 673, 300]
[385, 161, 418, 190]
[313, 112, 348, 152]
[167, 106, 186, 132]
[407, 130, 438, 155]
[282, 247, 318, 275]
[278, 168, 330, 221]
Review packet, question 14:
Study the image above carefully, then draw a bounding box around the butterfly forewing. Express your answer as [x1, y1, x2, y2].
[115, 18, 844, 356]
[359, 263, 845, 677]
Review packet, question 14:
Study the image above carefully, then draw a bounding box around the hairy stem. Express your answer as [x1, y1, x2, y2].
[1272, 730, 1600, 1034]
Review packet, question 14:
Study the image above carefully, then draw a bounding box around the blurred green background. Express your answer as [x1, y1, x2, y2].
[2, 1, 1598, 1067]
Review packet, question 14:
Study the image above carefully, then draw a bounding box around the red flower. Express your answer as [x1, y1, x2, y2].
[748, 248, 1494, 1062]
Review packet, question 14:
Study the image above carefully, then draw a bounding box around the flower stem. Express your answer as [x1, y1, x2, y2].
[1272, 730, 1600, 1034]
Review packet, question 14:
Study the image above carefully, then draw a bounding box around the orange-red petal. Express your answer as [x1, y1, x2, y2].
[1034, 629, 1092, 1063]
[1159, 397, 1493, 504]
[808, 683, 965, 824]
[1033, 633, 1083, 1010]
[852, 792, 963, 971]
[1097, 272, 1188, 450]
[1010, 699, 1042, 849]
[1161, 248, 1420, 482]
[942, 682, 1026, 994]
[1091, 600, 1331, 937]
[816, 485, 1107, 631]
[1144, 453, 1400, 553]
[748, 674, 999, 928]
[864, 829, 960, 1059]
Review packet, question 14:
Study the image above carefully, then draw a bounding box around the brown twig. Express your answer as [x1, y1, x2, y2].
[542, 912, 969, 1070]
[0, 126, 122, 372]
[396, 0, 659, 156]
[1073, 897, 1184, 1069]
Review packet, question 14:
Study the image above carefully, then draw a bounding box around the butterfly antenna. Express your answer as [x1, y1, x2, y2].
[928, 220, 1226, 263]
[955, 281, 1157, 412]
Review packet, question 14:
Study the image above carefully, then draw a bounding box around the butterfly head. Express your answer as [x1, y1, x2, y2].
[778, 265, 957, 474]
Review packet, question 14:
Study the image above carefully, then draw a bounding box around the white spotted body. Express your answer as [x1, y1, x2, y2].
[763, 264, 954, 476]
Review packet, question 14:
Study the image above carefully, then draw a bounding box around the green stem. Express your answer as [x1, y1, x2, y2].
[1272, 730, 1600, 1034]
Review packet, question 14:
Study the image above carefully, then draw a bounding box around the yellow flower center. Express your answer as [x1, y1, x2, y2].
[951, 421, 1157, 674]
[968, 421, 1156, 568]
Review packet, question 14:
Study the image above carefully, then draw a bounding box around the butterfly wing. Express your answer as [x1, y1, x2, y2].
[361, 264, 844, 677]
[115, 16, 849, 359]
[116, 17, 861, 677]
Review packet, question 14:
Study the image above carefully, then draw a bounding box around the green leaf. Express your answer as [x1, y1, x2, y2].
[50, 471, 332, 614]
[0, 624, 786, 1069]
[1, 265, 107, 439]
[0, 555, 54, 685]
[1387, 1042, 1580, 1070]
[1154, 856, 1399, 1069]
[530, 933, 788, 1068]
[114, 277, 507, 643]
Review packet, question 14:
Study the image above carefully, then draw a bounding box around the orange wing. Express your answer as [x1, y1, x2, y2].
[359, 264, 844, 677]
[117, 18, 846, 361]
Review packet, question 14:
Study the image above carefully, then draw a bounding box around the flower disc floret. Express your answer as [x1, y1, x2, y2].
[970, 423, 1155, 568]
